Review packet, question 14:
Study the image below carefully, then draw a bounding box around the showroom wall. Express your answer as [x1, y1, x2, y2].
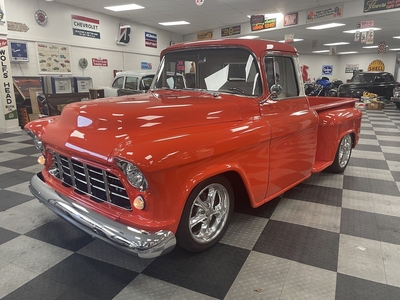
[6, 0, 183, 88]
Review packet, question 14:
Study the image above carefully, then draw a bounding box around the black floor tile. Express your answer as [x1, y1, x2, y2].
[2, 275, 70, 300]
[378, 140, 400, 147]
[343, 176, 400, 196]
[0, 156, 38, 170]
[359, 133, 378, 140]
[253, 220, 339, 271]
[0, 171, 36, 189]
[383, 152, 400, 161]
[0, 190, 34, 211]
[374, 130, 400, 137]
[0, 227, 20, 245]
[25, 218, 94, 252]
[282, 183, 342, 207]
[41, 253, 138, 299]
[9, 145, 40, 156]
[391, 171, 400, 182]
[143, 243, 250, 299]
[336, 273, 400, 300]
[57, 288, 99, 300]
[341, 208, 400, 245]
[348, 157, 389, 170]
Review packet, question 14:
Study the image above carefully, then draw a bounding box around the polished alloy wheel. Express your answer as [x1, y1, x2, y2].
[338, 134, 352, 168]
[188, 183, 230, 244]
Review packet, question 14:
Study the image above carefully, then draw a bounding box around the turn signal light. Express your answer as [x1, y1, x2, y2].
[37, 155, 46, 165]
[133, 196, 145, 210]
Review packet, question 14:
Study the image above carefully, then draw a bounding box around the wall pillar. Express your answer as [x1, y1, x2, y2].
[0, 0, 19, 133]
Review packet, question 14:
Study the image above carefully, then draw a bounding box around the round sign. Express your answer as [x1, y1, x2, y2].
[196, 0, 204, 6]
[79, 58, 88, 69]
[35, 10, 48, 26]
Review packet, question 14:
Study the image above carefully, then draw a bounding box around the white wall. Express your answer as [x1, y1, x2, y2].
[6, 0, 183, 88]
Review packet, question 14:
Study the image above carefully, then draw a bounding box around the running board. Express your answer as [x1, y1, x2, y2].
[312, 160, 332, 173]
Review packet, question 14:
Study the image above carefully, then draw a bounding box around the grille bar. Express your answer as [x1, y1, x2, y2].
[49, 151, 131, 210]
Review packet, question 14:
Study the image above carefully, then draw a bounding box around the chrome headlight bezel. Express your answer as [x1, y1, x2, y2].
[25, 129, 45, 153]
[116, 159, 148, 192]
[393, 89, 400, 98]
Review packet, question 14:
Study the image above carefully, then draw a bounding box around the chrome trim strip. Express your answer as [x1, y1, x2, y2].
[29, 173, 176, 259]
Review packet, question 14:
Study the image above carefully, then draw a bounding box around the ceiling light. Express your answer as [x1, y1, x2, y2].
[238, 36, 259, 39]
[306, 23, 345, 30]
[394, 36, 400, 39]
[389, 48, 400, 51]
[105, 4, 144, 12]
[278, 39, 304, 42]
[159, 21, 190, 26]
[343, 27, 381, 33]
[312, 50, 330, 53]
[323, 42, 350, 46]
[362, 45, 378, 48]
[338, 51, 358, 54]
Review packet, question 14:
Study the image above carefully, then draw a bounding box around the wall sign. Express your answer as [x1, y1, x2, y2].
[116, 24, 131, 45]
[284, 13, 298, 26]
[306, 5, 342, 22]
[36, 42, 72, 74]
[0, 0, 7, 35]
[322, 65, 333, 75]
[10, 41, 28, 62]
[221, 25, 240, 37]
[197, 30, 213, 41]
[250, 16, 276, 31]
[364, 0, 400, 13]
[71, 14, 100, 39]
[145, 31, 157, 48]
[0, 39, 18, 120]
[141, 62, 152, 69]
[35, 10, 48, 26]
[92, 58, 108, 67]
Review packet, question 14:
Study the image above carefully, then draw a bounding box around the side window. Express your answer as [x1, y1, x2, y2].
[386, 74, 394, 83]
[265, 56, 299, 98]
[125, 77, 139, 90]
[112, 77, 124, 89]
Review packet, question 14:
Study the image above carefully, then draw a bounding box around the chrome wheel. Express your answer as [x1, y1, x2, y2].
[188, 183, 230, 244]
[338, 134, 352, 168]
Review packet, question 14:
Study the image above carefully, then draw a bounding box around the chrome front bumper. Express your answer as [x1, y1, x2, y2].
[29, 173, 176, 259]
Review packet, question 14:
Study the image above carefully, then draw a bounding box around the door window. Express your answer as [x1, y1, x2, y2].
[265, 56, 299, 98]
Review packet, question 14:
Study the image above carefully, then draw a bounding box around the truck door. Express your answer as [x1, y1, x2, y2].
[259, 55, 319, 201]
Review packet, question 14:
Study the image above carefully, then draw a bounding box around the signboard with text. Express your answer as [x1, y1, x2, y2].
[0, 39, 18, 120]
[145, 32, 157, 48]
[92, 58, 108, 67]
[364, 0, 400, 13]
[221, 25, 241, 37]
[71, 14, 100, 39]
[251, 16, 276, 31]
[306, 5, 343, 22]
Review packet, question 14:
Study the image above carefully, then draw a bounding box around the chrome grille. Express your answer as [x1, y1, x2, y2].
[49, 151, 131, 210]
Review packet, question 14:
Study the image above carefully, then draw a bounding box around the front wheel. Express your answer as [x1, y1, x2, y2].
[326, 134, 353, 173]
[176, 176, 234, 253]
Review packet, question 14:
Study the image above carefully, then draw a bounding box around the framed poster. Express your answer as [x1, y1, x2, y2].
[10, 41, 28, 62]
[36, 42, 72, 74]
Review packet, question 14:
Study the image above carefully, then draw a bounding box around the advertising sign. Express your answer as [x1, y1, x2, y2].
[71, 14, 101, 39]
[251, 16, 276, 31]
[322, 65, 333, 75]
[92, 58, 108, 67]
[345, 64, 359, 73]
[117, 25, 131, 45]
[306, 5, 343, 22]
[221, 25, 241, 37]
[284, 13, 298, 26]
[0, 39, 18, 120]
[197, 30, 213, 41]
[145, 32, 157, 48]
[364, 0, 400, 13]
[141, 62, 152, 69]
[10, 41, 28, 62]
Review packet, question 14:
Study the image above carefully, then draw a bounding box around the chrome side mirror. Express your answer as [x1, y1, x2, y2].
[270, 84, 282, 98]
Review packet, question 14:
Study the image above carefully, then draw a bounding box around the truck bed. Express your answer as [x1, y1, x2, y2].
[307, 96, 359, 111]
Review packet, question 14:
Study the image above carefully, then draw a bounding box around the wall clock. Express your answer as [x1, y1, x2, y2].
[79, 58, 88, 69]
[35, 10, 48, 26]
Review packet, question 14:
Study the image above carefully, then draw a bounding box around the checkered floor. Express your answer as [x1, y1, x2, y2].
[1, 102, 400, 300]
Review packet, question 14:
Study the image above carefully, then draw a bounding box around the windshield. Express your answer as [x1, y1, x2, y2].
[351, 74, 375, 83]
[152, 48, 262, 96]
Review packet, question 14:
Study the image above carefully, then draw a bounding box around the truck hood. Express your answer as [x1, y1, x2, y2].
[42, 90, 242, 162]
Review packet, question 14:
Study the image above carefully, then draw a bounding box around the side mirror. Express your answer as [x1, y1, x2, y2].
[270, 84, 282, 98]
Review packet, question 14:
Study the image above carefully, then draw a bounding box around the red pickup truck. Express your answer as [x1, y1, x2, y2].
[25, 39, 362, 258]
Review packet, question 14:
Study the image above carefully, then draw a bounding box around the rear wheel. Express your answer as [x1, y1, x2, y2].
[326, 134, 353, 173]
[176, 176, 234, 252]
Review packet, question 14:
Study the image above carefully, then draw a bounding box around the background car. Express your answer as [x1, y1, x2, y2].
[103, 70, 155, 97]
[337, 71, 398, 100]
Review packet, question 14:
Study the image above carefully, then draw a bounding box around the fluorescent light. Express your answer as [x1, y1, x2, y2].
[312, 50, 330, 53]
[105, 4, 144, 12]
[343, 27, 381, 33]
[338, 51, 358, 54]
[389, 48, 400, 51]
[278, 39, 304, 42]
[239, 36, 259, 39]
[159, 21, 190, 26]
[323, 42, 349, 46]
[247, 13, 283, 18]
[394, 36, 400, 39]
[306, 23, 345, 30]
[362, 45, 378, 48]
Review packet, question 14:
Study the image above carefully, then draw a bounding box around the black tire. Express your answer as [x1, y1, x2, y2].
[326, 134, 353, 173]
[176, 175, 234, 252]
[396, 102, 400, 109]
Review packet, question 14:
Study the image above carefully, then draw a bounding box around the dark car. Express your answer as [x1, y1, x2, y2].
[337, 71, 397, 100]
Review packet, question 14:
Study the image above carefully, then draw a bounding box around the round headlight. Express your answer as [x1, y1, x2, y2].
[117, 160, 148, 191]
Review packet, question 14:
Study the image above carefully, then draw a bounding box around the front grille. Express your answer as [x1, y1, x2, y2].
[49, 151, 131, 210]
